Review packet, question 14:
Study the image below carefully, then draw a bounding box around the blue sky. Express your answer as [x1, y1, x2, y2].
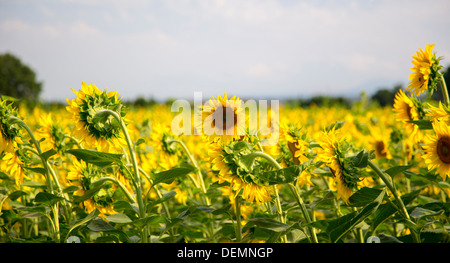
[1, 0, 450, 102]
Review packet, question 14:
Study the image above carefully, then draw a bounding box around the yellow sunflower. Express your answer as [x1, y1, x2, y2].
[35, 112, 67, 155]
[66, 159, 117, 217]
[393, 89, 423, 142]
[316, 127, 356, 204]
[66, 81, 126, 153]
[148, 122, 179, 170]
[1, 152, 26, 186]
[197, 92, 245, 144]
[407, 44, 443, 97]
[427, 101, 450, 124]
[407, 44, 435, 96]
[422, 121, 450, 180]
[208, 141, 272, 204]
[0, 99, 24, 153]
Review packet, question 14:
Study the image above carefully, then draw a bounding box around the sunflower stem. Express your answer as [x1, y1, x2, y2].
[440, 74, 449, 106]
[288, 183, 318, 243]
[96, 109, 148, 243]
[8, 116, 66, 242]
[234, 193, 242, 242]
[168, 139, 210, 206]
[368, 160, 420, 243]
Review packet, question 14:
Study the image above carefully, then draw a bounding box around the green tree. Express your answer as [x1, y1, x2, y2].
[371, 84, 402, 107]
[0, 53, 42, 101]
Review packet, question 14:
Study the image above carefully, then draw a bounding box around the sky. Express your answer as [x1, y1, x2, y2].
[1, 0, 450, 102]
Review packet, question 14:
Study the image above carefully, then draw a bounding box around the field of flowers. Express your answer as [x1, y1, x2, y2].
[0, 45, 449, 243]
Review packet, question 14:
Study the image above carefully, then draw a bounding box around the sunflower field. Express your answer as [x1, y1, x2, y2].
[0, 44, 449, 244]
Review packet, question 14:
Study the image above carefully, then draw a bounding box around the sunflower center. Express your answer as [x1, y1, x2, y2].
[437, 136, 450, 164]
[405, 104, 413, 121]
[375, 141, 387, 158]
[212, 106, 237, 131]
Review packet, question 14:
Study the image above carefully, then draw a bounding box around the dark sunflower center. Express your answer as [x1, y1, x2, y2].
[212, 106, 237, 131]
[375, 141, 387, 158]
[405, 104, 413, 121]
[437, 136, 450, 164]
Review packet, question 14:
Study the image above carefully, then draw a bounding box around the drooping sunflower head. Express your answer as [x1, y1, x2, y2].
[423, 121, 450, 181]
[66, 81, 126, 153]
[197, 92, 245, 144]
[407, 44, 443, 97]
[316, 127, 360, 204]
[281, 122, 310, 165]
[208, 140, 272, 203]
[148, 122, 179, 169]
[35, 112, 67, 154]
[427, 101, 450, 125]
[393, 89, 424, 142]
[0, 99, 23, 153]
[67, 159, 116, 217]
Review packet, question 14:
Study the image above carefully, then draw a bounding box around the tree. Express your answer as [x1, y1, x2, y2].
[0, 53, 42, 101]
[371, 84, 402, 107]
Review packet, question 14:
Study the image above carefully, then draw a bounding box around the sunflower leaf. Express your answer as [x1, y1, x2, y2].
[66, 149, 123, 166]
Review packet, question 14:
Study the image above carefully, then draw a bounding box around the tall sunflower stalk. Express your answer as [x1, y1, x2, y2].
[7, 115, 66, 242]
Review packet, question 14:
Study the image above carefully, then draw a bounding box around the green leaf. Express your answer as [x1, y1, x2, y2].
[66, 149, 123, 166]
[243, 217, 291, 233]
[8, 190, 28, 201]
[133, 215, 166, 229]
[150, 167, 194, 188]
[322, 188, 385, 242]
[407, 120, 433, 130]
[23, 166, 47, 176]
[352, 150, 369, 168]
[106, 213, 133, 224]
[34, 192, 64, 206]
[21, 181, 46, 189]
[66, 209, 100, 240]
[72, 179, 109, 203]
[385, 165, 413, 178]
[347, 187, 384, 207]
[258, 166, 302, 185]
[410, 207, 444, 220]
[41, 148, 57, 161]
[324, 121, 346, 132]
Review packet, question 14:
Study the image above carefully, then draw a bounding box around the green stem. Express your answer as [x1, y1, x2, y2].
[97, 109, 148, 243]
[368, 160, 420, 243]
[287, 183, 319, 243]
[234, 193, 242, 242]
[440, 74, 449, 106]
[8, 116, 66, 242]
[168, 139, 210, 205]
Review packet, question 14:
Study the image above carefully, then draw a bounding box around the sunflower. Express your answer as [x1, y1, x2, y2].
[427, 101, 450, 124]
[316, 127, 359, 204]
[407, 44, 443, 97]
[208, 141, 272, 203]
[197, 92, 245, 144]
[368, 126, 392, 159]
[1, 151, 26, 186]
[393, 89, 423, 142]
[148, 122, 179, 170]
[281, 122, 310, 165]
[0, 99, 23, 153]
[66, 159, 116, 217]
[66, 81, 127, 153]
[35, 112, 67, 155]
[422, 121, 450, 180]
